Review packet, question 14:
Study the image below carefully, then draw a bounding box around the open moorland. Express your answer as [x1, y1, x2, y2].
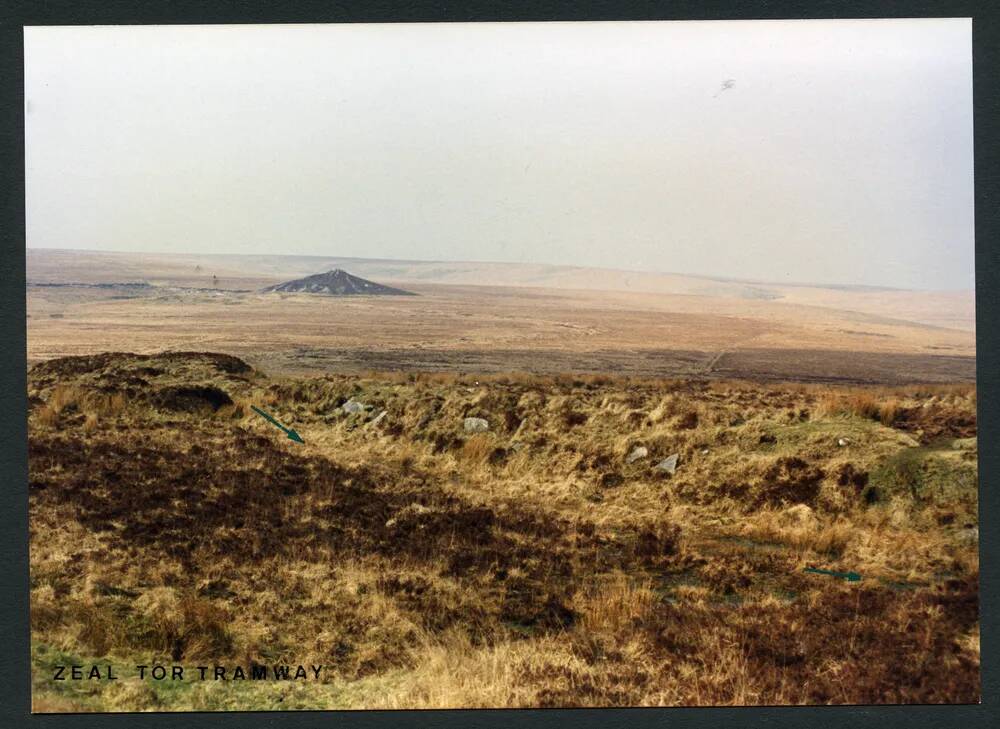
[27, 249, 975, 384]
[29, 351, 978, 710]
[26, 249, 978, 709]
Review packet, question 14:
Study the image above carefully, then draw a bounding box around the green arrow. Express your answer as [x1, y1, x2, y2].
[250, 405, 304, 443]
[804, 566, 861, 582]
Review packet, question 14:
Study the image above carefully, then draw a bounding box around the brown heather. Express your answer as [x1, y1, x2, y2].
[27, 352, 979, 711]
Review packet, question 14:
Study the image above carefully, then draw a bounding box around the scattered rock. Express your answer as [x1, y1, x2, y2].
[463, 417, 489, 433]
[654, 453, 680, 475]
[955, 527, 978, 545]
[342, 398, 368, 414]
[837, 438, 850, 447]
[626, 445, 648, 463]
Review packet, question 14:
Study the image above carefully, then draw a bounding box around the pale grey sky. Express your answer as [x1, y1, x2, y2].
[24, 19, 974, 290]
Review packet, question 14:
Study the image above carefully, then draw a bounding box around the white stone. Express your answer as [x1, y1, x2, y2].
[654, 453, 680, 475]
[464, 417, 489, 433]
[342, 398, 367, 414]
[626, 445, 648, 463]
[955, 527, 978, 545]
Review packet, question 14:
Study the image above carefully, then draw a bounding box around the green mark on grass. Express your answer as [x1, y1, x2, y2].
[250, 406, 304, 443]
[804, 566, 861, 582]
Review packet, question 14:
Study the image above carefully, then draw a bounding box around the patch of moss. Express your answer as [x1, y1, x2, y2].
[868, 446, 978, 506]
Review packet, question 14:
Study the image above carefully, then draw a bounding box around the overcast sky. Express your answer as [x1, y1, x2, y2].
[25, 20, 973, 290]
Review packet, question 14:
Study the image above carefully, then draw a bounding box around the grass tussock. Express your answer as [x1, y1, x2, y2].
[35, 385, 128, 427]
[736, 506, 856, 557]
[574, 572, 657, 635]
[815, 390, 900, 426]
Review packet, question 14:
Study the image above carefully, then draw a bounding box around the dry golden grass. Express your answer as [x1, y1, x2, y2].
[815, 390, 900, 426]
[34, 404, 59, 427]
[35, 385, 128, 428]
[458, 433, 496, 465]
[737, 507, 856, 557]
[573, 572, 657, 635]
[26, 351, 980, 711]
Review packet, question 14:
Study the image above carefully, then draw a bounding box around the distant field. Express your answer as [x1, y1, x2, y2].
[26, 250, 975, 385]
[26, 248, 977, 333]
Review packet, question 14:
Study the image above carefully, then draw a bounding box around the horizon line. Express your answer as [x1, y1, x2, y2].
[25, 245, 977, 295]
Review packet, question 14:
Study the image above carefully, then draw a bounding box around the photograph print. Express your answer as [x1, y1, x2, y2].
[24, 18, 978, 711]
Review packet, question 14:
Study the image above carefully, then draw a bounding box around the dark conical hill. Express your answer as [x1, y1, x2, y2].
[261, 269, 415, 296]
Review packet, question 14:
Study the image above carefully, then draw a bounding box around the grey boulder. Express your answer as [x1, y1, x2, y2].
[463, 417, 489, 433]
[626, 445, 648, 463]
[654, 453, 680, 475]
[342, 398, 368, 414]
